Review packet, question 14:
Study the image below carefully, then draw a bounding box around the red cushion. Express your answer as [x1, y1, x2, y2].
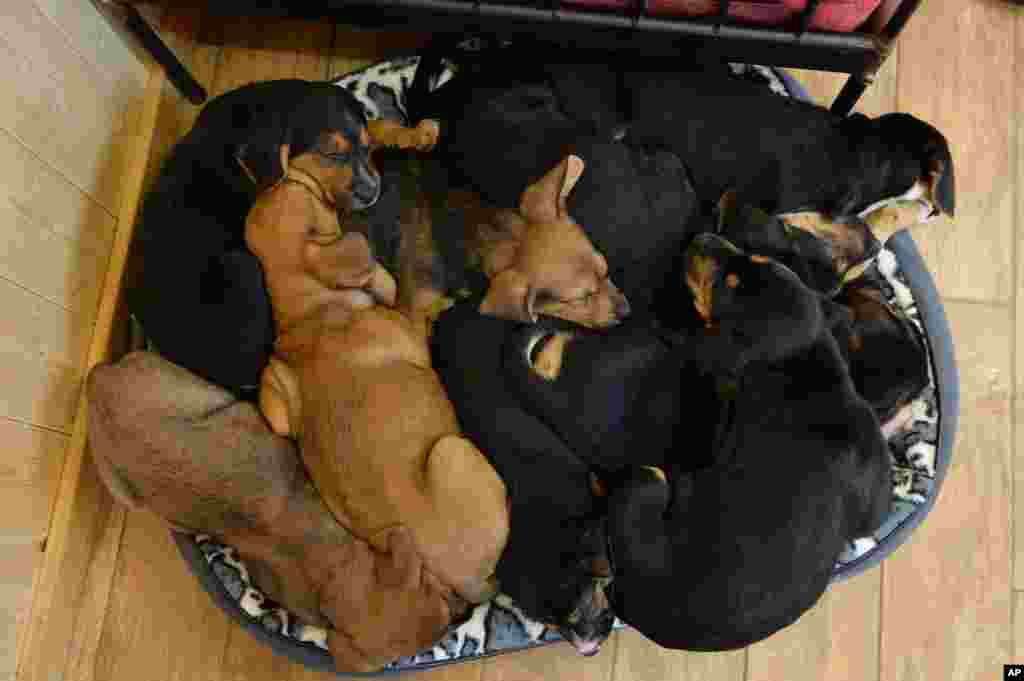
[561, 0, 882, 32]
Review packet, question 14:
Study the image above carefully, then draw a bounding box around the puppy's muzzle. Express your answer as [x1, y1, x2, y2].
[559, 576, 616, 657]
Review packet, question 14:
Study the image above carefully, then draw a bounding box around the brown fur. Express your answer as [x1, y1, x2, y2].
[246, 121, 510, 608]
[86, 352, 462, 672]
[458, 155, 630, 328]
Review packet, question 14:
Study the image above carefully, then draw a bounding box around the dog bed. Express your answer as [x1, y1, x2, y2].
[171, 54, 958, 673]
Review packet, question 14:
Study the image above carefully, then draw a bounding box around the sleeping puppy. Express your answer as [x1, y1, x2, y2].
[605, 232, 892, 651]
[499, 321, 708, 475]
[451, 155, 631, 328]
[130, 80, 415, 397]
[246, 128, 510, 607]
[622, 65, 955, 234]
[834, 272, 930, 432]
[711, 193, 929, 429]
[86, 352, 462, 672]
[712, 191, 878, 295]
[430, 302, 616, 656]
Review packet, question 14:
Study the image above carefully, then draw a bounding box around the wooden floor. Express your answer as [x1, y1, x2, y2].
[31, 2, 1021, 679]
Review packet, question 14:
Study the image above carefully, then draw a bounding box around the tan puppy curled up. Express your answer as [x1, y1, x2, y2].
[458, 154, 631, 329]
[86, 352, 458, 672]
[246, 122, 511, 607]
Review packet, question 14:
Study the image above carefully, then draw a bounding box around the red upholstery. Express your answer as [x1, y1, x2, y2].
[561, 0, 883, 33]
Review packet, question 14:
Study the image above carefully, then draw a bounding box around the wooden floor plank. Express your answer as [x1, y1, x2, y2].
[483, 640, 615, 681]
[746, 570, 881, 681]
[895, 0, 1015, 304]
[790, 43, 898, 118]
[62, 494, 126, 681]
[0, 417, 68, 545]
[16, 54, 163, 681]
[218, 621, 300, 681]
[1016, 591, 1024, 663]
[327, 26, 431, 80]
[1011, 3, 1024, 595]
[2, 543, 43, 681]
[92, 512, 232, 681]
[879, 301, 1012, 681]
[265, 19, 333, 81]
[615, 628, 745, 681]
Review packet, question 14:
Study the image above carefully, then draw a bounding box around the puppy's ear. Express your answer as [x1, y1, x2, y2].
[715, 190, 741, 233]
[236, 139, 291, 191]
[776, 212, 880, 277]
[519, 155, 585, 223]
[479, 269, 538, 323]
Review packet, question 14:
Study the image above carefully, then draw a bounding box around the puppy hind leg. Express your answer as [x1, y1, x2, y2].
[259, 357, 303, 438]
[423, 434, 510, 603]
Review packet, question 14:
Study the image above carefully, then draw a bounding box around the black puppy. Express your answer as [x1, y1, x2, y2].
[605, 232, 892, 651]
[710, 193, 928, 426]
[498, 320, 715, 476]
[430, 301, 616, 656]
[128, 80, 384, 397]
[621, 64, 955, 223]
[833, 272, 930, 428]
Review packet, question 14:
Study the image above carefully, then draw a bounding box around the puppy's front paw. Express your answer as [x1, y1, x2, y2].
[412, 119, 440, 152]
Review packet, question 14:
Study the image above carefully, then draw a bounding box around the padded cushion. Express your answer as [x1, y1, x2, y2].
[171, 54, 956, 672]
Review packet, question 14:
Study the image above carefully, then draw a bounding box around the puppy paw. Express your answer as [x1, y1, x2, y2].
[641, 466, 667, 483]
[412, 119, 440, 152]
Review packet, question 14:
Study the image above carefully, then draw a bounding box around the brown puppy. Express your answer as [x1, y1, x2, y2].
[247, 125, 510, 607]
[86, 352, 461, 672]
[455, 155, 630, 328]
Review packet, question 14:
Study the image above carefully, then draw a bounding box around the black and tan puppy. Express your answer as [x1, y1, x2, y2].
[605, 232, 892, 651]
[711, 193, 929, 428]
[129, 80, 429, 397]
[430, 302, 616, 656]
[834, 272, 930, 432]
[86, 352, 463, 672]
[622, 65, 955, 231]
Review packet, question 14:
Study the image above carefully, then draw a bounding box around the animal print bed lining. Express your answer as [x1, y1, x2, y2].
[187, 55, 939, 668]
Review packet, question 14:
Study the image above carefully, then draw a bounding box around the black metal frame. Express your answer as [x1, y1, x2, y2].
[119, 0, 919, 114]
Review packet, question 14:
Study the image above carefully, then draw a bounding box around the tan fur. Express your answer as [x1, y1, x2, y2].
[530, 332, 574, 381]
[686, 255, 718, 325]
[463, 156, 630, 328]
[86, 352, 462, 672]
[246, 124, 510, 607]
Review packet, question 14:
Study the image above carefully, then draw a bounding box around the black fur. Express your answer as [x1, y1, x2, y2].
[430, 302, 615, 651]
[605, 232, 892, 651]
[129, 80, 390, 397]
